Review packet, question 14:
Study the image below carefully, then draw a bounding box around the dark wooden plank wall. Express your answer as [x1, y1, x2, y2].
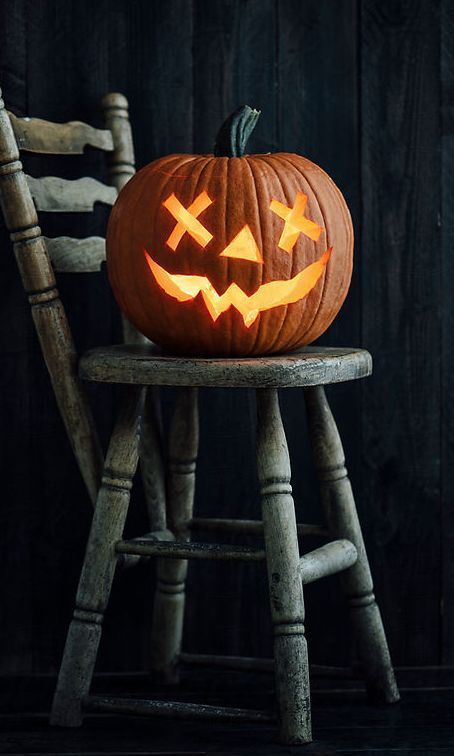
[361, 0, 442, 665]
[441, 0, 454, 665]
[0, 0, 449, 673]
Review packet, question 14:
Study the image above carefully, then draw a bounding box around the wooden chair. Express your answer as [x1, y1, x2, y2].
[0, 88, 399, 745]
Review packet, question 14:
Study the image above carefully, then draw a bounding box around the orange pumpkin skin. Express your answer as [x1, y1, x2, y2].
[106, 150, 353, 357]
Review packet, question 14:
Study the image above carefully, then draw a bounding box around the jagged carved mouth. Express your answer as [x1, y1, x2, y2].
[144, 247, 332, 327]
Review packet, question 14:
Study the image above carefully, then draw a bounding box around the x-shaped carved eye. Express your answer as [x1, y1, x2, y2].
[270, 192, 323, 252]
[164, 192, 213, 251]
[163, 190, 323, 258]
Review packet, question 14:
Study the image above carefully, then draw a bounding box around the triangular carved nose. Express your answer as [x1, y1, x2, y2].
[220, 225, 263, 263]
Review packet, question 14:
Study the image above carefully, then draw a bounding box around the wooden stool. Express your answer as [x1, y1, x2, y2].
[50, 344, 399, 745]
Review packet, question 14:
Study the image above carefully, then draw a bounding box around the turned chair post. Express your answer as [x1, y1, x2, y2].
[50, 387, 144, 727]
[0, 90, 103, 504]
[256, 388, 311, 744]
[304, 385, 399, 703]
[101, 92, 143, 347]
[150, 387, 199, 682]
[101, 93, 166, 534]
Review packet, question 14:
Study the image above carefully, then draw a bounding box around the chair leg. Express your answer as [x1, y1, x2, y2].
[50, 387, 144, 726]
[304, 385, 399, 703]
[150, 387, 199, 683]
[256, 389, 311, 745]
[140, 387, 166, 531]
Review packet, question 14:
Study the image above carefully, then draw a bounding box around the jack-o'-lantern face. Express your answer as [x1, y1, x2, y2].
[144, 189, 332, 328]
[106, 106, 353, 356]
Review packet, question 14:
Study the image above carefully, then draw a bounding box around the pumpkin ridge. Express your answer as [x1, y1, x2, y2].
[257, 153, 320, 353]
[108, 164, 153, 325]
[243, 155, 267, 355]
[137, 155, 204, 343]
[206, 155, 229, 354]
[106, 128, 353, 356]
[253, 154, 301, 354]
[172, 155, 219, 353]
[273, 153, 332, 349]
[139, 155, 208, 347]
[133, 157, 181, 341]
[283, 153, 351, 343]
[279, 152, 352, 346]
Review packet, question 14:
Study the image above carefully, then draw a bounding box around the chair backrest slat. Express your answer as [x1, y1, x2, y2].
[27, 175, 117, 212]
[0, 89, 131, 506]
[8, 110, 114, 154]
[46, 236, 106, 273]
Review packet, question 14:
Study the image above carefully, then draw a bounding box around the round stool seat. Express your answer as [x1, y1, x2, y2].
[79, 344, 372, 388]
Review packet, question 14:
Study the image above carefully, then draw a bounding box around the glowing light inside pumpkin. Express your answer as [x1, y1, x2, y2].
[144, 247, 332, 327]
[220, 225, 263, 263]
[164, 191, 213, 250]
[270, 192, 323, 252]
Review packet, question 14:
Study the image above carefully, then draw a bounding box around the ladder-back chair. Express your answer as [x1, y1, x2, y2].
[0, 87, 399, 746]
[0, 89, 160, 508]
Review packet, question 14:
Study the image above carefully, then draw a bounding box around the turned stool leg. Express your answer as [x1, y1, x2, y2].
[304, 386, 399, 703]
[140, 387, 166, 531]
[150, 387, 199, 683]
[256, 389, 311, 745]
[50, 387, 143, 726]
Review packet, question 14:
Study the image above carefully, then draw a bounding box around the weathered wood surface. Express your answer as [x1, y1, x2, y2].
[101, 93, 135, 192]
[441, 0, 454, 665]
[151, 388, 199, 683]
[305, 386, 399, 703]
[7, 110, 113, 154]
[189, 517, 328, 538]
[299, 540, 357, 585]
[51, 388, 143, 727]
[180, 653, 352, 678]
[7, 683, 454, 754]
[101, 90, 145, 347]
[256, 388, 311, 744]
[45, 236, 106, 273]
[116, 539, 265, 561]
[139, 387, 166, 528]
[0, 0, 451, 679]
[0, 91, 103, 507]
[79, 345, 372, 388]
[116, 528, 174, 571]
[360, 0, 442, 668]
[84, 695, 272, 722]
[26, 175, 117, 212]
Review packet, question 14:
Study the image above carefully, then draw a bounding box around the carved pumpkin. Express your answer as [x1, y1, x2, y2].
[106, 106, 353, 356]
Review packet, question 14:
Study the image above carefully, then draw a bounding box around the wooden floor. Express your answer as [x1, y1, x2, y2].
[2, 668, 454, 755]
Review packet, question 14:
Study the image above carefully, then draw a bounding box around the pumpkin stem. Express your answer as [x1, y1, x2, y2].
[214, 105, 261, 157]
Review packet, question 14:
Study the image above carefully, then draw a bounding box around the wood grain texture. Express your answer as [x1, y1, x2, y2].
[0, 0, 451, 679]
[360, 0, 442, 666]
[151, 388, 199, 683]
[7, 110, 114, 154]
[116, 539, 265, 562]
[0, 93, 103, 509]
[441, 0, 454, 665]
[276, 0, 362, 669]
[189, 518, 327, 538]
[45, 236, 106, 272]
[79, 345, 372, 388]
[84, 695, 272, 722]
[256, 388, 310, 744]
[50, 387, 143, 727]
[305, 386, 399, 703]
[189, 0, 280, 661]
[26, 175, 117, 212]
[299, 540, 358, 585]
